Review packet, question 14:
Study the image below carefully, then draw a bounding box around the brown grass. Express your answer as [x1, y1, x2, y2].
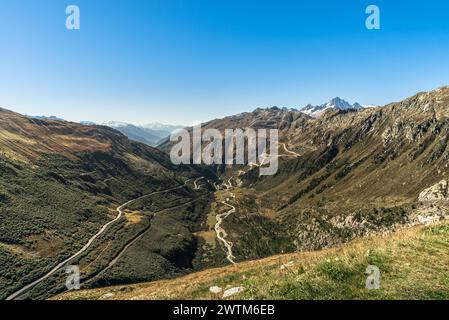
[54, 223, 427, 300]
[0, 108, 111, 162]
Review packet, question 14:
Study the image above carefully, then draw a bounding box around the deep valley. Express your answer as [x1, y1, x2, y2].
[3, 86, 449, 300]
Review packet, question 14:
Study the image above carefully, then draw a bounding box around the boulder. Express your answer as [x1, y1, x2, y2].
[418, 180, 449, 201]
[222, 287, 245, 298]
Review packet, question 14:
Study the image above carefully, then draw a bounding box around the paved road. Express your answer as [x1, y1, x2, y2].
[193, 177, 205, 190]
[213, 142, 301, 264]
[281, 143, 301, 157]
[6, 179, 193, 300]
[215, 193, 237, 265]
[87, 195, 207, 283]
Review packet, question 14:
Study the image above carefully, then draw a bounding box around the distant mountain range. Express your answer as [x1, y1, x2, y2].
[103, 123, 164, 146]
[101, 122, 185, 146]
[30, 98, 375, 146]
[31, 116, 185, 147]
[31, 115, 65, 121]
[142, 122, 186, 133]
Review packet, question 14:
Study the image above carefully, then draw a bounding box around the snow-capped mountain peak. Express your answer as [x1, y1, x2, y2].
[301, 97, 365, 117]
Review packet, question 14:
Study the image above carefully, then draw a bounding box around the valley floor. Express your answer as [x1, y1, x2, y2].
[55, 220, 449, 300]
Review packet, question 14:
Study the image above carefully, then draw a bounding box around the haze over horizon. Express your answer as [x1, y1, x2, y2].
[1, 0, 449, 125]
[12, 95, 376, 127]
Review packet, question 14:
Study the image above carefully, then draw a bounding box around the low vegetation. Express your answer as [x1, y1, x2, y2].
[56, 221, 449, 300]
[0, 109, 214, 299]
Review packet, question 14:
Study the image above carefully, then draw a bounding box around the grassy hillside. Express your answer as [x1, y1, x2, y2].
[56, 220, 449, 300]
[161, 86, 449, 262]
[0, 108, 215, 299]
[5, 87, 449, 300]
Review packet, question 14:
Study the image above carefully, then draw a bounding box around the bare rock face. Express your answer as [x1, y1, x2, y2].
[419, 180, 449, 201]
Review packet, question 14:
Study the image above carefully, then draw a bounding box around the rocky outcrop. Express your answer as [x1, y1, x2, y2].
[419, 180, 449, 201]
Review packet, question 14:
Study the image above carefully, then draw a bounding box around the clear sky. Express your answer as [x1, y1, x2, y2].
[1, 0, 449, 125]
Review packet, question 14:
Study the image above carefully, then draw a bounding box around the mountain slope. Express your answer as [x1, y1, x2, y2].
[0, 108, 214, 299]
[55, 220, 449, 300]
[5, 85, 449, 300]
[232, 86, 449, 256]
[158, 86, 449, 264]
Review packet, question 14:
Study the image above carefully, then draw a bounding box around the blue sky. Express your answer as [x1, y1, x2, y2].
[1, 0, 449, 125]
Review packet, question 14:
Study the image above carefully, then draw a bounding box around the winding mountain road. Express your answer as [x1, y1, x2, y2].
[216, 194, 237, 265]
[212, 176, 237, 265]
[194, 177, 205, 190]
[6, 179, 194, 300]
[213, 143, 300, 265]
[7, 142, 300, 299]
[86, 195, 207, 283]
[281, 143, 301, 157]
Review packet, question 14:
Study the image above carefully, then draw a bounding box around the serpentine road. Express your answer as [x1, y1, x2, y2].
[6, 179, 194, 300]
[216, 194, 237, 265]
[194, 177, 205, 190]
[7, 143, 300, 299]
[281, 143, 301, 157]
[87, 194, 207, 284]
[215, 142, 300, 264]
